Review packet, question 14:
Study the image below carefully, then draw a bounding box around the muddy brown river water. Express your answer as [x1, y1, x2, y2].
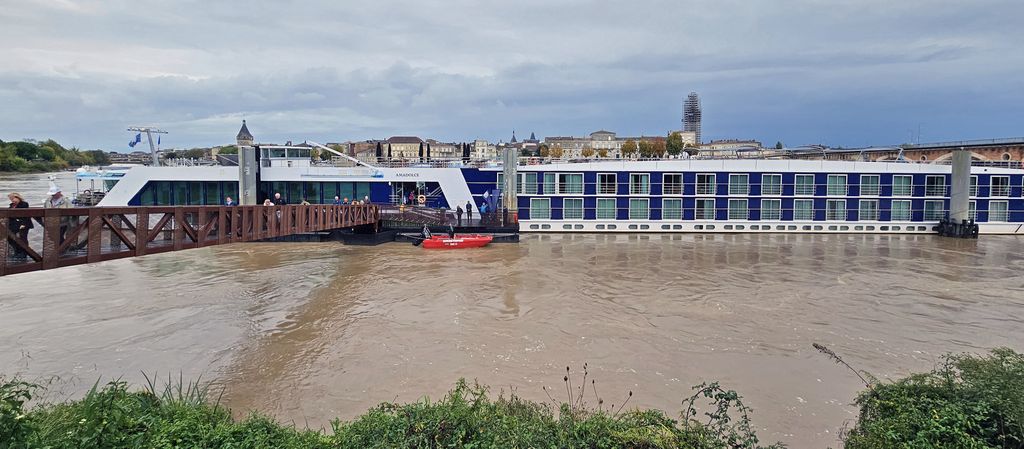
[2, 180, 1023, 447]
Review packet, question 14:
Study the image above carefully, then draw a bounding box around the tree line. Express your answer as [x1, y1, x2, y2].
[0, 139, 111, 173]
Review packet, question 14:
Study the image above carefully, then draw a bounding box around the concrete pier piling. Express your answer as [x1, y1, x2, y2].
[938, 147, 979, 238]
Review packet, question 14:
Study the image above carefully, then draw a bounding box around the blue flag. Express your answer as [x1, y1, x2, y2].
[128, 133, 142, 148]
[157, 135, 161, 145]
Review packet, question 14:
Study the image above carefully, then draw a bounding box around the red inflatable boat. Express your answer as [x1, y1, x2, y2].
[421, 234, 493, 249]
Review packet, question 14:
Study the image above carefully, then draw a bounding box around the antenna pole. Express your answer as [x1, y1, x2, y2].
[127, 126, 169, 167]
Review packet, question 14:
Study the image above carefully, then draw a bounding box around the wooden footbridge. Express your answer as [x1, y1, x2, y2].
[0, 204, 379, 276]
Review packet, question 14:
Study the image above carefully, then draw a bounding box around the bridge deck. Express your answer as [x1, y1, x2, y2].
[0, 204, 379, 276]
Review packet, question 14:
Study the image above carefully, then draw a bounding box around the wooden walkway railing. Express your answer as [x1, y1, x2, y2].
[0, 204, 379, 276]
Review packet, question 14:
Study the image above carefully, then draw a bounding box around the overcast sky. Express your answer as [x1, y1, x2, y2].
[2, 0, 1022, 150]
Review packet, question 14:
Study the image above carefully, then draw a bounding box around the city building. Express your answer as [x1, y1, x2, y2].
[386, 136, 424, 160]
[544, 131, 670, 159]
[701, 139, 763, 151]
[425, 139, 459, 159]
[675, 131, 697, 146]
[473, 139, 497, 160]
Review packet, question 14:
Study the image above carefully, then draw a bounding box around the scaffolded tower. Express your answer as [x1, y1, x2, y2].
[683, 92, 702, 145]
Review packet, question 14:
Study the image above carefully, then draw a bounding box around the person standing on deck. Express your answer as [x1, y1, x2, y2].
[456, 205, 464, 226]
[332, 195, 342, 205]
[465, 201, 473, 224]
[224, 196, 235, 206]
[273, 192, 286, 205]
[43, 184, 72, 247]
[7, 192, 33, 260]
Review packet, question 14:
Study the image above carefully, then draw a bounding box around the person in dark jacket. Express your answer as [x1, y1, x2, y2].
[465, 200, 473, 223]
[273, 192, 286, 205]
[7, 192, 33, 259]
[456, 205, 464, 226]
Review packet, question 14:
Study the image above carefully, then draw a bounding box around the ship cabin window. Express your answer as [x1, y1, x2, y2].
[543, 173, 556, 194]
[969, 201, 977, 221]
[204, 182, 221, 205]
[662, 199, 683, 220]
[695, 198, 716, 220]
[825, 199, 846, 221]
[826, 174, 847, 196]
[557, 173, 584, 194]
[563, 198, 584, 219]
[795, 174, 815, 196]
[530, 198, 551, 220]
[860, 175, 880, 196]
[728, 199, 748, 220]
[989, 200, 1009, 221]
[728, 174, 749, 195]
[663, 174, 683, 195]
[859, 200, 879, 221]
[629, 174, 650, 195]
[925, 175, 947, 197]
[924, 200, 945, 220]
[793, 199, 814, 220]
[761, 199, 781, 220]
[761, 174, 782, 196]
[596, 198, 617, 219]
[629, 198, 649, 219]
[970, 176, 978, 197]
[891, 200, 912, 221]
[696, 173, 716, 195]
[991, 176, 1010, 197]
[597, 173, 617, 195]
[892, 175, 913, 196]
[512, 173, 536, 194]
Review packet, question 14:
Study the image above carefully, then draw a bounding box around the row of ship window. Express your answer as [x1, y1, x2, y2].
[526, 198, 1013, 222]
[529, 223, 935, 232]
[497, 173, 1019, 197]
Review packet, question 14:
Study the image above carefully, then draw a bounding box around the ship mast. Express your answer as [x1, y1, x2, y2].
[127, 126, 168, 166]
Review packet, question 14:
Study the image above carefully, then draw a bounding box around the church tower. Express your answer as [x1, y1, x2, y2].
[236, 120, 254, 147]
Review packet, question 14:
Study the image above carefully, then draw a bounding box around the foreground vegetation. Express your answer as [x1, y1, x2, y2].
[0, 139, 109, 173]
[2, 348, 1021, 448]
[844, 348, 1023, 448]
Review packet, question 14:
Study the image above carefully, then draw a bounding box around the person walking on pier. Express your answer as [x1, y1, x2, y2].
[7, 192, 33, 260]
[466, 200, 473, 224]
[456, 205, 464, 226]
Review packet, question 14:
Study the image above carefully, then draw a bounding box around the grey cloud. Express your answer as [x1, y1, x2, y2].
[1, 0, 1023, 149]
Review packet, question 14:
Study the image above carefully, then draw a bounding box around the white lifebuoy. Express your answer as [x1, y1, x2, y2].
[417, 194, 426, 205]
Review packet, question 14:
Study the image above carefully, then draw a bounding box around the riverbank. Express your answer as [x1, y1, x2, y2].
[0, 139, 109, 173]
[3, 349, 1021, 448]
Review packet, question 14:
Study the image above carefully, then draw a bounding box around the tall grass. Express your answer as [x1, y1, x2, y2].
[4, 349, 1022, 449]
[2, 371, 781, 449]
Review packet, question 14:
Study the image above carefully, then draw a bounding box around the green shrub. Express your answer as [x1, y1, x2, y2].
[0, 376, 781, 449]
[844, 347, 1024, 449]
[1, 377, 36, 449]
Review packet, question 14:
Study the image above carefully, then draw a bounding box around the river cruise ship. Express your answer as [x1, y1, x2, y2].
[91, 145, 1024, 235]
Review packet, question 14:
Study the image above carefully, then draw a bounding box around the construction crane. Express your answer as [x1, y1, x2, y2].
[127, 126, 168, 166]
